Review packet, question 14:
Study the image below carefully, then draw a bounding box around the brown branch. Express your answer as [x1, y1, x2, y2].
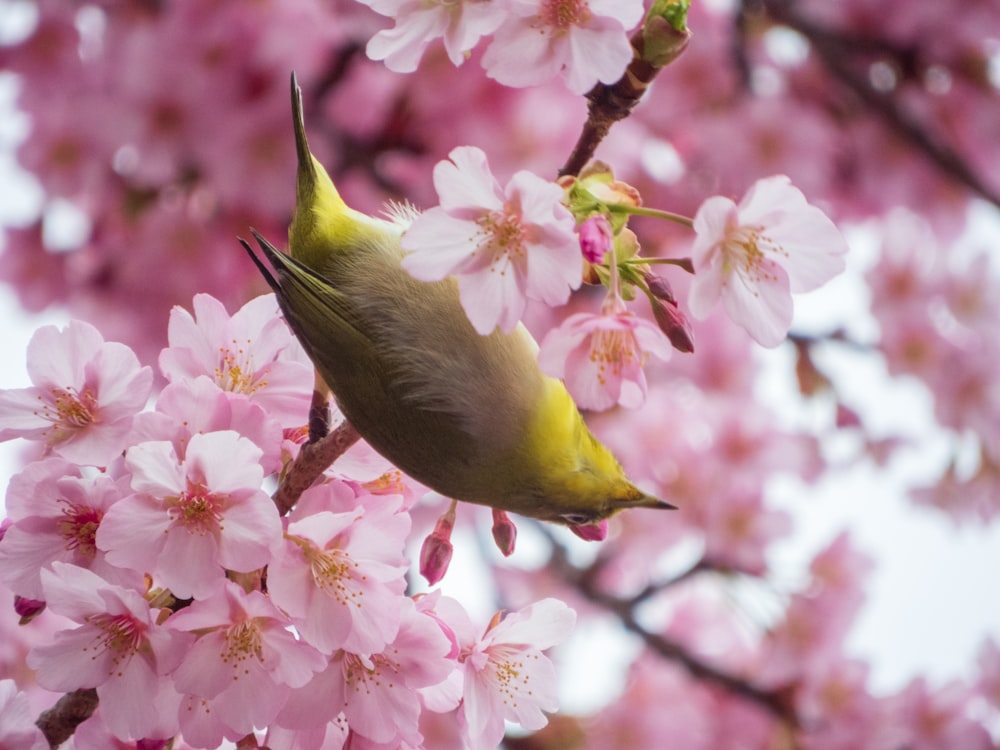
[759, 0, 1000, 210]
[36, 689, 98, 749]
[559, 24, 691, 178]
[273, 419, 362, 515]
[549, 542, 797, 725]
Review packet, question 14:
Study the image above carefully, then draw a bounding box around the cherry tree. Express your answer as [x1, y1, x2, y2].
[0, 0, 998, 747]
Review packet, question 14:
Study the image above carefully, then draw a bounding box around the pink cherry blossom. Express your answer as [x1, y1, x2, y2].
[277, 598, 455, 746]
[482, 0, 644, 94]
[96, 431, 281, 599]
[27, 563, 192, 741]
[268, 495, 410, 654]
[166, 580, 326, 747]
[130, 376, 285, 475]
[454, 598, 576, 750]
[159, 293, 313, 427]
[0, 679, 47, 750]
[688, 175, 848, 347]
[578, 214, 615, 263]
[538, 300, 673, 411]
[362, 0, 507, 73]
[0, 320, 152, 466]
[401, 146, 581, 334]
[0, 458, 141, 600]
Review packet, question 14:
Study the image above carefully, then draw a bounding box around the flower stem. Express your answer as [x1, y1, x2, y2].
[613, 204, 694, 227]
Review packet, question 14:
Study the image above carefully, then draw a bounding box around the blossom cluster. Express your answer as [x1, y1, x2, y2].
[0, 296, 576, 749]
[360, 0, 646, 94]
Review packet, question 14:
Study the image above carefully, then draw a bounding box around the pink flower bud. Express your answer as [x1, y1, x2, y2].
[578, 215, 614, 264]
[642, 268, 675, 304]
[14, 595, 46, 623]
[420, 504, 457, 585]
[569, 519, 608, 542]
[651, 297, 695, 353]
[491, 509, 517, 556]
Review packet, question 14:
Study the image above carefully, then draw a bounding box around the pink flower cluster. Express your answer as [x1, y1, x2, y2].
[0, 296, 575, 749]
[361, 0, 645, 94]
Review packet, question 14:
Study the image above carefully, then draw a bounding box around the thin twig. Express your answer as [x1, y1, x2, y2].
[273, 419, 362, 515]
[559, 26, 690, 178]
[548, 541, 797, 724]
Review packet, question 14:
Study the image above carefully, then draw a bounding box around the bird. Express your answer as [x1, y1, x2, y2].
[242, 73, 673, 538]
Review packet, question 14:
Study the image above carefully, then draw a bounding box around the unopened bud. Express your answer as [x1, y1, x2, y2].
[14, 595, 46, 624]
[420, 503, 457, 585]
[650, 297, 695, 353]
[642, 0, 692, 67]
[642, 268, 675, 304]
[578, 215, 614, 264]
[570, 519, 608, 542]
[491, 509, 517, 556]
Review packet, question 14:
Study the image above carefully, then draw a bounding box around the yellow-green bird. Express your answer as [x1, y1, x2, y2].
[243, 74, 672, 538]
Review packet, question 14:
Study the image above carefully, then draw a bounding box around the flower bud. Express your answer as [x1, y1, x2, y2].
[650, 297, 695, 353]
[14, 595, 46, 624]
[420, 503, 457, 585]
[578, 215, 614, 264]
[491, 509, 517, 556]
[642, 0, 692, 67]
[642, 268, 676, 304]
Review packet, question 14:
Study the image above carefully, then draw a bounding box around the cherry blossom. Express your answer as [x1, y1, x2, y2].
[97, 431, 281, 599]
[27, 563, 192, 741]
[454, 598, 576, 749]
[166, 580, 326, 747]
[277, 598, 455, 746]
[0, 458, 140, 600]
[268, 494, 410, 654]
[0, 321, 152, 466]
[159, 294, 313, 427]
[538, 299, 673, 410]
[688, 175, 848, 347]
[482, 0, 645, 94]
[401, 146, 581, 334]
[362, 0, 507, 72]
[130, 375, 285, 475]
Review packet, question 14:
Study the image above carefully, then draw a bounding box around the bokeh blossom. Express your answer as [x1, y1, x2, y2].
[402, 145, 581, 334]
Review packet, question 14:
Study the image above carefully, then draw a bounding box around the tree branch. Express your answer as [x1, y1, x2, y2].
[559, 23, 691, 178]
[36, 689, 98, 749]
[273, 418, 362, 516]
[759, 0, 1000, 210]
[548, 541, 797, 725]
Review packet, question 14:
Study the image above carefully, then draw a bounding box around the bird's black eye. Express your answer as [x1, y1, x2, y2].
[561, 513, 593, 526]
